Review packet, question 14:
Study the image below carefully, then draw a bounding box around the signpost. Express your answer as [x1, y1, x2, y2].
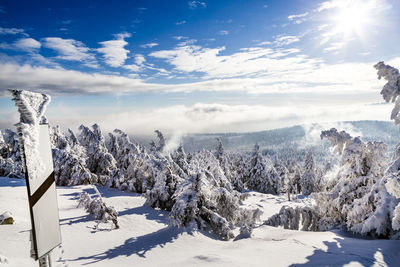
[11, 90, 61, 267]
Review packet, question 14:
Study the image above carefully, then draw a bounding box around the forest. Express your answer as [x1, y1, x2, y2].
[1, 61, 400, 242]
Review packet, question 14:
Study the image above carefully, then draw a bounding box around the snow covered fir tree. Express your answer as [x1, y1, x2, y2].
[266, 62, 400, 238]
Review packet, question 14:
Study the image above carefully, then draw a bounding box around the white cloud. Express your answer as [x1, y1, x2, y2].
[316, 0, 346, 12]
[0, 27, 26, 36]
[173, 36, 188, 40]
[219, 30, 229, 35]
[188, 1, 206, 9]
[177, 39, 197, 46]
[288, 12, 309, 24]
[14, 38, 41, 51]
[122, 64, 141, 72]
[288, 12, 309, 21]
[97, 32, 131, 67]
[0, 38, 41, 52]
[0, 55, 393, 97]
[257, 41, 272, 46]
[140, 42, 159, 48]
[45, 102, 392, 137]
[134, 54, 146, 65]
[323, 42, 345, 52]
[274, 35, 300, 46]
[43, 37, 98, 68]
[149, 44, 317, 79]
[175, 20, 186, 25]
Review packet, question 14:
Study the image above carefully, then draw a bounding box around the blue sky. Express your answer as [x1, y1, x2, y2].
[0, 0, 399, 136]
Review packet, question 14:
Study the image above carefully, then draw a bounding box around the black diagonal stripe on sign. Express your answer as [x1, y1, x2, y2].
[30, 172, 55, 207]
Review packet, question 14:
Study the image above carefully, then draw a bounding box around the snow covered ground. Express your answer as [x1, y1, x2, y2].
[0, 177, 399, 267]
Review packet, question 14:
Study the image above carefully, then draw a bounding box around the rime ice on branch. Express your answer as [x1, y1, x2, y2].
[374, 61, 400, 124]
[10, 89, 51, 181]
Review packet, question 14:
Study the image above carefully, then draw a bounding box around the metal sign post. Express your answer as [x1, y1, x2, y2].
[10, 90, 61, 267]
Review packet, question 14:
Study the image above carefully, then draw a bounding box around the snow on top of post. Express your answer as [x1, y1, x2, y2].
[10, 89, 51, 125]
[10, 89, 51, 182]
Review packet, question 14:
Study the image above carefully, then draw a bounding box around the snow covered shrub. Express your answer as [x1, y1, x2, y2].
[78, 186, 119, 229]
[374, 61, 400, 124]
[246, 144, 280, 194]
[267, 62, 400, 237]
[0, 129, 23, 178]
[145, 154, 186, 211]
[106, 129, 155, 193]
[345, 175, 397, 237]
[266, 205, 320, 231]
[51, 126, 95, 185]
[171, 145, 190, 174]
[78, 124, 118, 185]
[266, 128, 393, 236]
[169, 171, 261, 240]
[315, 128, 389, 235]
[150, 130, 166, 153]
[300, 150, 316, 195]
[374, 61, 400, 237]
[169, 151, 262, 240]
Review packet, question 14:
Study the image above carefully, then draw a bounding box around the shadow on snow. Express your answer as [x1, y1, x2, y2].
[70, 226, 185, 265]
[289, 233, 400, 267]
[0, 177, 25, 187]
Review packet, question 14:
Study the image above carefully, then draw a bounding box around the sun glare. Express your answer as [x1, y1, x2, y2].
[329, 0, 378, 39]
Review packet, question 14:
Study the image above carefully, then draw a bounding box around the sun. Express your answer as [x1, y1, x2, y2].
[328, 0, 379, 40]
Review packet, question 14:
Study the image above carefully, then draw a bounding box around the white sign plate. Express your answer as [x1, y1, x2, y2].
[23, 124, 61, 259]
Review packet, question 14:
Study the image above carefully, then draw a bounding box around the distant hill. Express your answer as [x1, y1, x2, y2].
[179, 120, 400, 162]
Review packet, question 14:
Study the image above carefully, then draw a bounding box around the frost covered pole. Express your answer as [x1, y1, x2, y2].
[10, 89, 61, 267]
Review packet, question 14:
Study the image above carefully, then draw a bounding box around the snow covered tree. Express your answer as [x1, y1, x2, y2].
[266, 205, 320, 231]
[150, 130, 166, 153]
[246, 144, 280, 194]
[50, 126, 95, 185]
[78, 124, 118, 185]
[214, 138, 243, 192]
[286, 159, 302, 196]
[169, 159, 262, 240]
[230, 152, 250, 190]
[374, 61, 400, 124]
[0, 129, 23, 178]
[315, 128, 390, 234]
[106, 129, 155, 193]
[301, 149, 316, 195]
[272, 155, 289, 194]
[78, 186, 119, 229]
[145, 154, 186, 211]
[171, 144, 190, 174]
[267, 62, 400, 238]
[374, 61, 400, 237]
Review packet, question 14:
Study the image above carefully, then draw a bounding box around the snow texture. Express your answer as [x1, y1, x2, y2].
[10, 90, 50, 182]
[0, 130, 23, 178]
[374, 61, 400, 124]
[78, 185, 119, 229]
[246, 144, 280, 194]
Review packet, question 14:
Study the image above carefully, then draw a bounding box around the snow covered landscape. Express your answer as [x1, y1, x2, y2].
[2, 177, 400, 267]
[1, 0, 400, 266]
